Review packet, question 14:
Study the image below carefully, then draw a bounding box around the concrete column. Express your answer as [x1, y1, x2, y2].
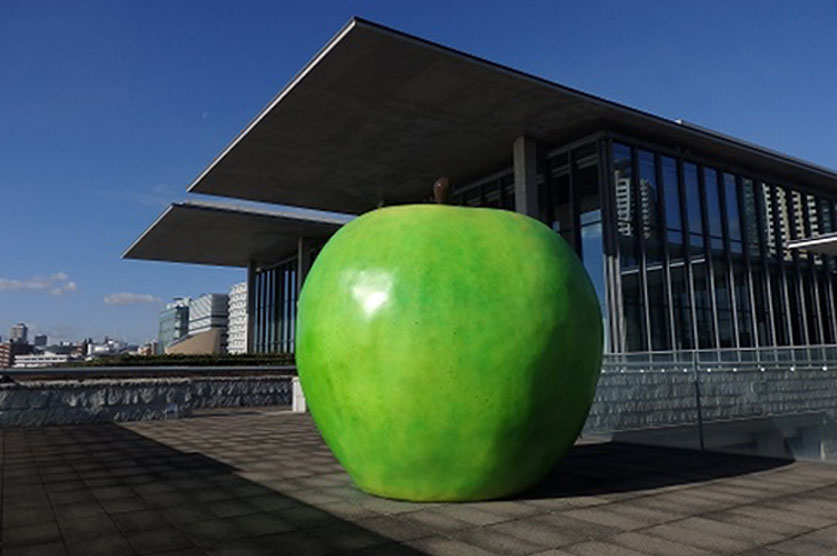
[292, 376, 307, 413]
[513, 135, 539, 218]
[297, 237, 313, 297]
[246, 260, 257, 354]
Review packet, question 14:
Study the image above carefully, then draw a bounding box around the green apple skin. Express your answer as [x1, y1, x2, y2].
[296, 205, 602, 502]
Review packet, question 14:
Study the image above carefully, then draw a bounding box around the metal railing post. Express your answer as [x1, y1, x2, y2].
[692, 353, 706, 452]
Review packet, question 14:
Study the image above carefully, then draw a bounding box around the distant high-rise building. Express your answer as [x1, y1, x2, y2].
[0, 342, 12, 368]
[10, 323, 28, 344]
[189, 293, 229, 352]
[228, 281, 248, 354]
[33, 334, 48, 347]
[0, 340, 33, 368]
[157, 297, 190, 354]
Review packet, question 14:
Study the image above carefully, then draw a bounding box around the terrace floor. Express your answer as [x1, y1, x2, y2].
[3, 408, 837, 556]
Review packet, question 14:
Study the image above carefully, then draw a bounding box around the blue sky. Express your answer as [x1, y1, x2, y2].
[2, 1, 836, 345]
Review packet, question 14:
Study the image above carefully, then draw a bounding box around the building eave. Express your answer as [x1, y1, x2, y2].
[123, 200, 351, 268]
[185, 17, 837, 215]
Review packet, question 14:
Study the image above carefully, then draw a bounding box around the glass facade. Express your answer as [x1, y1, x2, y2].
[606, 136, 837, 353]
[247, 131, 837, 356]
[251, 259, 298, 354]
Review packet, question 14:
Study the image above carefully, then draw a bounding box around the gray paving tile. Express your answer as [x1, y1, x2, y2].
[698, 509, 810, 537]
[454, 524, 548, 555]
[125, 527, 195, 554]
[490, 517, 591, 548]
[405, 536, 500, 556]
[520, 513, 619, 545]
[397, 508, 475, 535]
[562, 506, 653, 531]
[111, 509, 170, 533]
[230, 512, 296, 536]
[674, 516, 785, 546]
[180, 518, 247, 548]
[59, 514, 120, 541]
[64, 533, 134, 556]
[2, 541, 68, 556]
[564, 540, 651, 556]
[3, 520, 63, 546]
[767, 538, 837, 556]
[430, 504, 510, 526]
[608, 531, 714, 556]
[644, 521, 754, 553]
[354, 514, 439, 541]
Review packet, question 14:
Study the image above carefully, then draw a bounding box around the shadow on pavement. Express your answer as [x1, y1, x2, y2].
[1, 422, 424, 556]
[522, 439, 791, 500]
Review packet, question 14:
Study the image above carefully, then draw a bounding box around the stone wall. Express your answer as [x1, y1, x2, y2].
[583, 370, 698, 433]
[584, 368, 837, 434]
[583, 367, 837, 460]
[0, 375, 292, 428]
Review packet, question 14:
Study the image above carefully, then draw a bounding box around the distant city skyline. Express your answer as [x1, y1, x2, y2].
[2, 1, 836, 344]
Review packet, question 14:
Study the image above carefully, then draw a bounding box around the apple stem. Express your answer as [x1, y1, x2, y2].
[434, 177, 451, 204]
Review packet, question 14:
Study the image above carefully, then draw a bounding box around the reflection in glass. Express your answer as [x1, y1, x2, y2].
[622, 272, 644, 351]
[787, 273, 804, 345]
[575, 144, 601, 226]
[693, 262, 714, 349]
[733, 263, 753, 347]
[714, 260, 734, 348]
[647, 267, 669, 350]
[724, 173, 742, 242]
[704, 168, 723, 240]
[684, 163, 703, 248]
[752, 269, 770, 346]
[638, 150, 662, 264]
[613, 143, 643, 350]
[770, 267, 789, 345]
[582, 223, 608, 351]
[671, 263, 693, 349]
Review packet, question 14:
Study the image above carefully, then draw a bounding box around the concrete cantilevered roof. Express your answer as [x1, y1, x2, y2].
[187, 17, 837, 215]
[123, 200, 351, 267]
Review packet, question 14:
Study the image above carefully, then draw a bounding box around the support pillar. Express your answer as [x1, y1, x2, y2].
[513, 135, 539, 218]
[297, 237, 313, 297]
[246, 260, 257, 354]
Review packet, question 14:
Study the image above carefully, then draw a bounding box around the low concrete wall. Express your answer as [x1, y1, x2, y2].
[0, 375, 292, 428]
[584, 368, 837, 433]
[584, 367, 837, 460]
[584, 370, 698, 433]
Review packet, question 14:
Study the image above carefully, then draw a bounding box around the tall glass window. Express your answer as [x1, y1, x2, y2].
[704, 168, 724, 252]
[693, 261, 714, 349]
[548, 153, 574, 248]
[670, 263, 693, 349]
[252, 259, 298, 354]
[662, 156, 684, 259]
[684, 163, 703, 248]
[603, 138, 837, 352]
[639, 150, 668, 349]
[573, 144, 608, 351]
[613, 142, 645, 351]
[661, 157, 691, 349]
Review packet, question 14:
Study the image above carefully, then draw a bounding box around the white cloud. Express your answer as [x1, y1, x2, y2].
[0, 272, 77, 295]
[104, 292, 162, 306]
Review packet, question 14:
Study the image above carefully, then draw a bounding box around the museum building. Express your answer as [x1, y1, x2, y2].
[125, 18, 837, 356]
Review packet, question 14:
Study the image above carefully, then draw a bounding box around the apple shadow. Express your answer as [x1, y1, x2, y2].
[518, 439, 791, 500]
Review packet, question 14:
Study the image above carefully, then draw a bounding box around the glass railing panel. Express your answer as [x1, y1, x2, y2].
[584, 362, 703, 451]
[696, 363, 837, 461]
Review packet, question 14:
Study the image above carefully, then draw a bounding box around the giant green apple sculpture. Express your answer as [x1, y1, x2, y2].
[296, 202, 602, 502]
